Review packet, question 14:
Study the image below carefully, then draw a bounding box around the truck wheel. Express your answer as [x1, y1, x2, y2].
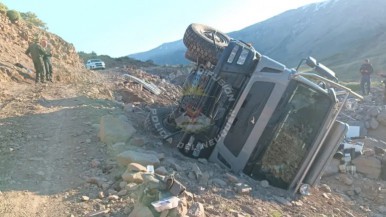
[183, 23, 230, 65]
[144, 107, 182, 145]
[184, 50, 207, 65]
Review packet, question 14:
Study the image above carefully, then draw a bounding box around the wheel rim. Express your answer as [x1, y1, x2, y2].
[202, 30, 228, 45]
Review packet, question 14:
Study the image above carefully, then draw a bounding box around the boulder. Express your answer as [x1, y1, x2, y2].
[377, 111, 386, 126]
[129, 203, 154, 217]
[352, 156, 381, 179]
[117, 150, 160, 167]
[98, 115, 136, 145]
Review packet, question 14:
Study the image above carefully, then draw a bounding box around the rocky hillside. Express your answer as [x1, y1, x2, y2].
[0, 11, 93, 84]
[129, 0, 386, 81]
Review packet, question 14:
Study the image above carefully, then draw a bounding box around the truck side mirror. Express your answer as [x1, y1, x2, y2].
[315, 63, 338, 83]
[306, 57, 317, 68]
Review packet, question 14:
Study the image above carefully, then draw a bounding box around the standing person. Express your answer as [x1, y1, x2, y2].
[25, 36, 47, 83]
[41, 38, 54, 82]
[359, 59, 374, 95]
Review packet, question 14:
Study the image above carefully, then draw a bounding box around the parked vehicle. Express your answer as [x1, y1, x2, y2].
[146, 23, 362, 195]
[86, 59, 105, 70]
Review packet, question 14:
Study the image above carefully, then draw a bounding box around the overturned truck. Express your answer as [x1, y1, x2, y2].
[147, 23, 362, 194]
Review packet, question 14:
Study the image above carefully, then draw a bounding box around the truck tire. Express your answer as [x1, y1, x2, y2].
[144, 107, 182, 145]
[183, 23, 230, 65]
[184, 50, 207, 65]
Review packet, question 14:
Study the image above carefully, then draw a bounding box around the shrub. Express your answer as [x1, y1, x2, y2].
[6, 10, 21, 22]
[0, 3, 8, 14]
[21, 12, 48, 30]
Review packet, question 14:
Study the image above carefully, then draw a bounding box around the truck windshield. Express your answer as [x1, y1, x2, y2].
[244, 80, 332, 189]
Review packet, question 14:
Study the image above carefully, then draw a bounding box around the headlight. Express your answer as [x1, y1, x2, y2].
[237, 48, 249, 65]
[227, 45, 239, 63]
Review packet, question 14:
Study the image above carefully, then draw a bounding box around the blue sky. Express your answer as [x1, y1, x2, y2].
[2, 0, 324, 57]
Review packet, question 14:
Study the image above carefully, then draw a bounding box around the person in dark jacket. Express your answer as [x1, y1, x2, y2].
[25, 37, 47, 83]
[359, 59, 374, 95]
[41, 38, 54, 82]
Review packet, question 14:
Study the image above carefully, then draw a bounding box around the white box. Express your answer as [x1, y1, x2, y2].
[151, 196, 180, 212]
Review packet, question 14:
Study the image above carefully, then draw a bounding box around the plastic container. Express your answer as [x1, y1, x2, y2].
[151, 196, 180, 212]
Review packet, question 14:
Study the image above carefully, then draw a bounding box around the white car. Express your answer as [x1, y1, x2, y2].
[86, 59, 105, 70]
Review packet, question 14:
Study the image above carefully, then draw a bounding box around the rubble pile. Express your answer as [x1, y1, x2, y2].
[112, 67, 183, 107]
[316, 85, 386, 216]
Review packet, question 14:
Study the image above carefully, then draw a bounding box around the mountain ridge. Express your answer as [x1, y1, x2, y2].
[129, 0, 386, 81]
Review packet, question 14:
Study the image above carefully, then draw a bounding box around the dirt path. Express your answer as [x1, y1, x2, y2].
[0, 82, 121, 216]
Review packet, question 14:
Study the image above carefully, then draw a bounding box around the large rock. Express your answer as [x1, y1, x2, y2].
[370, 118, 380, 129]
[98, 115, 136, 145]
[129, 203, 154, 217]
[377, 111, 386, 126]
[352, 156, 381, 179]
[322, 159, 340, 177]
[122, 171, 144, 183]
[117, 150, 160, 167]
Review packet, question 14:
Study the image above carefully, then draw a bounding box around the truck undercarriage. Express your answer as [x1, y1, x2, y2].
[146, 23, 362, 195]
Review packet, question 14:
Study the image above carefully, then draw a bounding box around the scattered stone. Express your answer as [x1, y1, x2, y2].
[85, 209, 110, 216]
[125, 183, 139, 191]
[81, 195, 90, 201]
[129, 203, 154, 217]
[225, 173, 239, 183]
[119, 181, 128, 189]
[187, 202, 205, 217]
[182, 191, 194, 202]
[273, 196, 292, 206]
[199, 171, 210, 186]
[98, 191, 104, 199]
[235, 183, 252, 194]
[333, 208, 341, 214]
[319, 184, 332, 193]
[354, 187, 362, 195]
[117, 150, 160, 167]
[117, 189, 128, 196]
[127, 163, 147, 172]
[260, 180, 269, 188]
[292, 200, 303, 207]
[374, 146, 386, 155]
[343, 210, 355, 217]
[166, 160, 183, 171]
[101, 183, 110, 191]
[191, 163, 202, 180]
[108, 189, 118, 195]
[122, 171, 144, 183]
[130, 137, 146, 146]
[90, 159, 101, 168]
[108, 195, 119, 201]
[123, 207, 132, 215]
[211, 178, 227, 188]
[340, 175, 353, 186]
[239, 204, 255, 215]
[155, 166, 168, 175]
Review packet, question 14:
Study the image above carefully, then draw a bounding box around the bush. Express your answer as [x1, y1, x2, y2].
[21, 12, 47, 30]
[0, 3, 8, 14]
[6, 10, 21, 22]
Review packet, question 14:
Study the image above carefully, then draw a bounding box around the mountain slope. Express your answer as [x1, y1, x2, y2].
[129, 0, 386, 81]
